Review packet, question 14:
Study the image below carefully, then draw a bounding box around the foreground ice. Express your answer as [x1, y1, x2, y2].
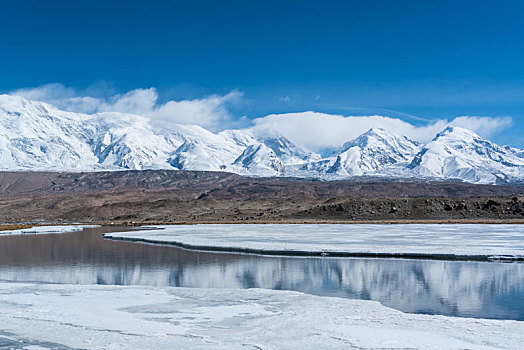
[0, 282, 522, 349]
[0, 225, 97, 236]
[106, 224, 524, 259]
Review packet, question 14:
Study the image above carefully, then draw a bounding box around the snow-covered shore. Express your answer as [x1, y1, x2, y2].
[0, 282, 522, 349]
[0, 225, 98, 236]
[105, 224, 524, 260]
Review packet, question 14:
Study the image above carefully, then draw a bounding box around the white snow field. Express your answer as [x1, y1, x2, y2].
[0, 225, 98, 236]
[0, 282, 523, 350]
[106, 224, 524, 259]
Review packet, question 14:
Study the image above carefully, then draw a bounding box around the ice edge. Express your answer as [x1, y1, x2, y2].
[103, 234, 524, 262]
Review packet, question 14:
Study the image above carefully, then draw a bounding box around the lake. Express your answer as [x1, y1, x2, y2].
[1, 226, 523, 320]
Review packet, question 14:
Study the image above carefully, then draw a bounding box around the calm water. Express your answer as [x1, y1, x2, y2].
[1, 226, 524, 320]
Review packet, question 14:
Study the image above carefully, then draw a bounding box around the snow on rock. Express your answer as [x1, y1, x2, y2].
[225, 127, 321, 175]
[232, 143, 285, 175]
[169, 139, 234, 171]
[105, 224, 524, 259]
[326, 127, 422, 176]
[0, 95, 100, 170]
[0, 282, 522, 349]
[90, 113, 183, 170]
[1, 94, 523, 184]
[0, 225, 98, 236]
[222, 127, 321, 164]
[409, 126, 524, 184]
[0, 94, 318, 175]
[166, 123, 246, 172]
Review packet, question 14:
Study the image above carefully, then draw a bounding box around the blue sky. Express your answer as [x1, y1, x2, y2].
[1, 0, 524, 148]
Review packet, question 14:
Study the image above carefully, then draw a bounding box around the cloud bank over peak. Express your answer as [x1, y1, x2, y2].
[11, 83, 242, 131]
[252, 112, 512, 152]
[10, 83, 513, 152]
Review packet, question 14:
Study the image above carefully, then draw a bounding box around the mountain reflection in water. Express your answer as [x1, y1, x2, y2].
[0, 226, 523, 320]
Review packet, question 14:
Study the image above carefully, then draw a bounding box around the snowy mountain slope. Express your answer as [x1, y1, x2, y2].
[232, 143, 285, 176]
[0, 95, 100, 170]
[221, 127, 321, 164]
[168, 139, 241, 172]
[169, 127, 321, 175]
[1, 94, 523, 184]
[0, 94, 317, 174]
[330, 128, 421, 176]
[0, 95, 188, 171]
[409, 126, 524, 184]
[300, 128, 421, 177]
[90, 113, 184, 170]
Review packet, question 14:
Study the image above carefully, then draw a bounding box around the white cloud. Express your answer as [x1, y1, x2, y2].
[12, 83, 77, 104]
[153, 91, 242, 128]
[11, 83, 242, 130]
[100, 88, 158, 115]
[253, 111, 512, 152]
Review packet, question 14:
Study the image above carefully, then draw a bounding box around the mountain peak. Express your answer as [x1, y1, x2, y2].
[0, 93, 53, 110]
[339, 128, 420, 152]
[0, 94, 522, 184]
[326, 128, 422, 176]
[0, 94, 25, 104]
[434, 126, 481, 141]
[233, 143, 285, 175]
[364, 127, 388, 135]
[410, 126, 524, 184]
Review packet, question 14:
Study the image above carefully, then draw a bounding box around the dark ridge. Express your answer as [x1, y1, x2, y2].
[0, 170, 522, 198]
[0, 170, 523, 224]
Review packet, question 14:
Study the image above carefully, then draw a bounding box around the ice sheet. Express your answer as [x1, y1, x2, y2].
[0, 225, 98, 236]
[105, 224, 524, 259]
[0, 282, 522, 349]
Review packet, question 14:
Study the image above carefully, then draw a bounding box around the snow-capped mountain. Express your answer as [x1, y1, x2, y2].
[0, 95, 317, 175]
[409, 126, 524, 184]
[0, 95, 100, 170]
[1, 94, 523, 184]
[232, 143, 285, 175]
[317, 128, 422, 176]
[223, 127, 321, 175]
[221, 128, 321, 165]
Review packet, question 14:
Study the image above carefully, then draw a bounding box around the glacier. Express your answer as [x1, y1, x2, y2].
[1, 94, 523, 184]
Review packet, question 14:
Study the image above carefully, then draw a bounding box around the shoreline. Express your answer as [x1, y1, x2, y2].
[0, 224, 37, 231]
[3, 218, 524, 228]
[95, 218, 524, 225]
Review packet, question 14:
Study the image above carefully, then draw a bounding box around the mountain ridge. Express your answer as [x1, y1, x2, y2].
[1, 94, 523, 184]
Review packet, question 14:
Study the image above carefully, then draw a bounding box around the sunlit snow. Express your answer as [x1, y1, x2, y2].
[1, 94, 523, 182]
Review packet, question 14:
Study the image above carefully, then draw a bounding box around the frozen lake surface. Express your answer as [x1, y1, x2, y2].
[1, 282, 523, 350]
[106, 223, 524, 260]
[1, 226, 524, 321]
[0, 224, 96, 236]
[1, 225, 524, 349]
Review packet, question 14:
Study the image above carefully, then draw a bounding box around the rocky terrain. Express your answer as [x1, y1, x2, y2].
[0, 170, 523, 224]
